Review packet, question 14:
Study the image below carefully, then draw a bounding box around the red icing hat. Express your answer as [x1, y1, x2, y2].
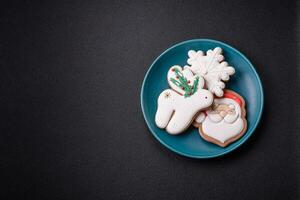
[222, 91, 243, 107]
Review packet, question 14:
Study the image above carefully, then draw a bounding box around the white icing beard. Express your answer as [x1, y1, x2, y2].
[202, 118, 244, 143]
[201, 98, 244, 143]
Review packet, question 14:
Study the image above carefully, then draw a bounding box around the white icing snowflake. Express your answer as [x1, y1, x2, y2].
[187, 47, 235, 97]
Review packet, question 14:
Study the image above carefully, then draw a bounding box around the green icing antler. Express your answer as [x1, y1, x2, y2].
[192, 77, 199, 95]
[170, 68, 199, 97]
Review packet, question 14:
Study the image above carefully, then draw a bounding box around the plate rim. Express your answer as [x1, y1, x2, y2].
[140, 38, 264, 159]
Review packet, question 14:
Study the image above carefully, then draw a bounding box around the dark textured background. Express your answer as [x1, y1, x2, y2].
[1, 1, 299, 199]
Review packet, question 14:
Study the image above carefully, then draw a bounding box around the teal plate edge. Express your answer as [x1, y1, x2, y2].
[140, 38, 264, 159]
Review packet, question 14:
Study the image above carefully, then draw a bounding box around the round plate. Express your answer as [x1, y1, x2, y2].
[141, 39, 264, 158]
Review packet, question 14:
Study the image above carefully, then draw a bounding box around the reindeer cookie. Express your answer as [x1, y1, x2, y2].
[193, 90, 247, 147]
[155, 66, 213, 135]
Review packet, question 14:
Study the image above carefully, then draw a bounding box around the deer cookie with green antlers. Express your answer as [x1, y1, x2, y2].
[155, 65, 213, 135]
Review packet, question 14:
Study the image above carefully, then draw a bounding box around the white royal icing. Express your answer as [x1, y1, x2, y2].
[201, 98, 244, 143]
[167, 65, 202, 95]
[155, 79, 213, 135]
[195, 112, 206, 124]
[207, 113, 223, 123]
[186, 47, 235, 97]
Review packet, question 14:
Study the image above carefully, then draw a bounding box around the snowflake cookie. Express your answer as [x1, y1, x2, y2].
[187, 47, 235, 97]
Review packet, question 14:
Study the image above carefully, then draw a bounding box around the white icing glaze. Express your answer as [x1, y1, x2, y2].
[186, 47, 235, 97]
[195, 112, 206, 124]
[224, 112, 239, 124]
[201, 98, 244, 143]
[201, 118, 244, 143]
[155, 83, 213, 135]
[207, 98, 241, 123]
[207, 113, 223, 123]
[167, 65, 203, 95]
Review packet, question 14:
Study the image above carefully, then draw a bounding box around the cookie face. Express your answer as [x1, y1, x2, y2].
[195, 90, 247, 147]
[155, 67, 213, 135]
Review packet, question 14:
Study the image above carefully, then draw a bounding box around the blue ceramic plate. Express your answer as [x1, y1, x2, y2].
[141, 39, 264, 158]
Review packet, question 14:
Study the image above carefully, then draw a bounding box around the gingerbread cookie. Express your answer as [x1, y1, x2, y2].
[155, 66, 213, 135]
[187, 47, 235, 97]
[193, 90, 247, 147]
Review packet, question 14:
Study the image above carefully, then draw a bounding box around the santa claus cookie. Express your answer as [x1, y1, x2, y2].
[193, 90, 247, 147]
[155, 66, 213, 135]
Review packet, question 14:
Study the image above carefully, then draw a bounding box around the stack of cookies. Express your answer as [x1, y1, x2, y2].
[155, 47, 247, 147]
